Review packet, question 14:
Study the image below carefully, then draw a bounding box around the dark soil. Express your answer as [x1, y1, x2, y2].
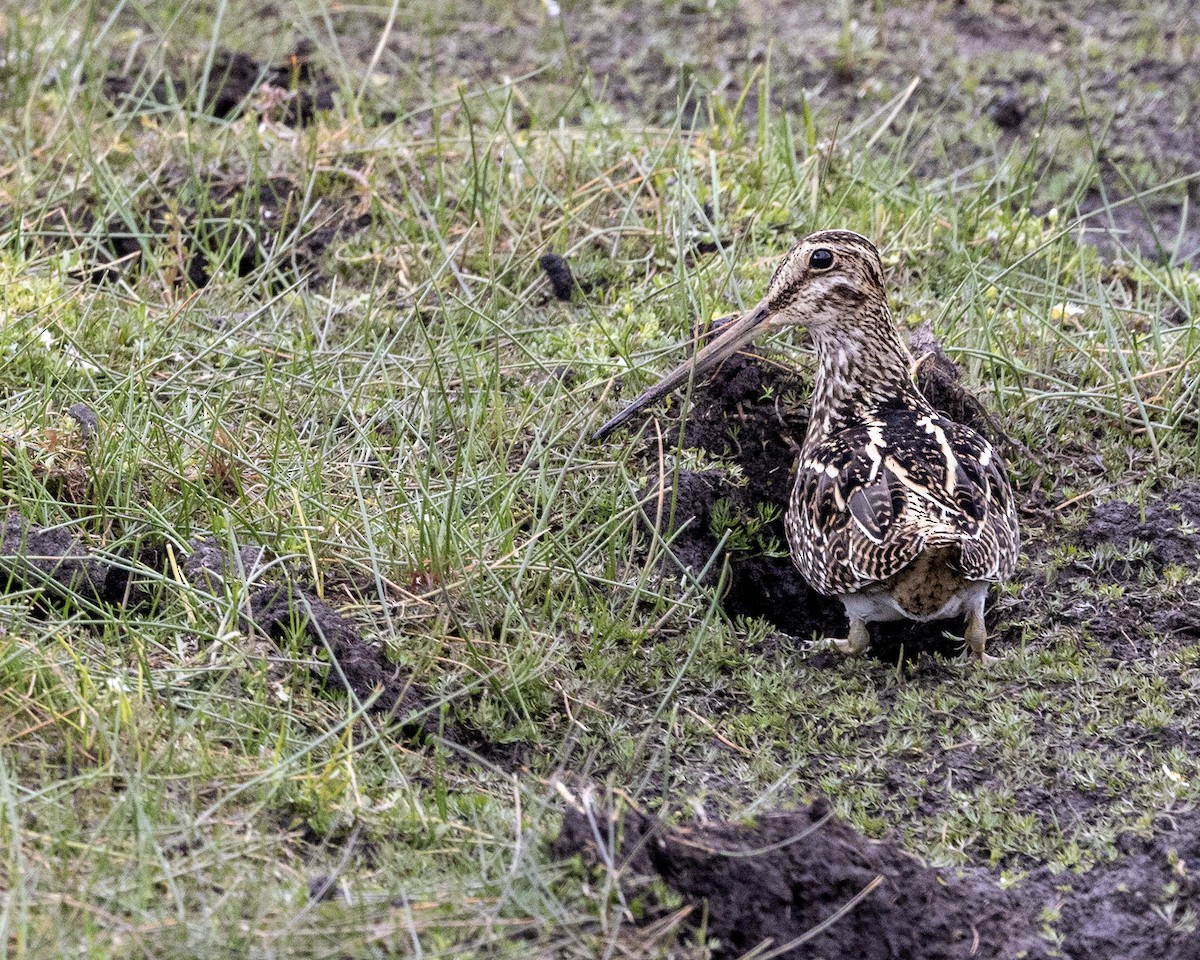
[995, 482, 1200, 659]
[1039, 483, 1200, 657]
[0, 511, 159, 611]
[50, 175, 369, 288]
[631, 324, 1007, 661]
[538, 252, 578, 301]
[555, 796, 1200, 960]
[632, 344, 828, 638]
[1078, 190, 1200, 267]
[1080, 486, 1200, 569]
[103, 41, 335, 127]
[986, 90, 1027, 130]
[179, 536, 438, 729]
[0, 515, 447, 738]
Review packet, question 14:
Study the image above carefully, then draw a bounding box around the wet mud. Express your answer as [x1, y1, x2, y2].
[555, 795, 1200, 960]
[1080, 486, 1200, 570]
[366, 1, 1200, 264]
[1057, 483, 1200, 655]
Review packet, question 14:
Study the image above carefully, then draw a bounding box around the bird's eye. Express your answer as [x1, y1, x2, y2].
[809, 248, 835, 270]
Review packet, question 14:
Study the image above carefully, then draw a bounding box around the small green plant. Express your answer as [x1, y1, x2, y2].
[708, 498, 789, 557]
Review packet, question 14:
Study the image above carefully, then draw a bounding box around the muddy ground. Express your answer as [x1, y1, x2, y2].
[365, 0, 1200, 264]
[39, 2, 1200, 284]
[7, 294, 1195, 956]
[0, 506, 446, 739]
[45, 173, 370, 290]
[8, 2, 1200, 955]
[103, 40, 335, 128]
[8, 462, 1195, 960]
[556, 793, 1200, 960]
[20, 45, 364, 289]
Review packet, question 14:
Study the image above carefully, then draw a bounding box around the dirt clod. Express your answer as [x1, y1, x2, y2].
[632, 344, 841, 642]
[182, 536, 442, 733]
[0, 513, 162, 611]
[555, 797, 1041, 960]
[306, 874, 344, 903]
[56, 175, 369, 289]
[181, 537, 270, 595]
[539, 252, 578, 301]
[909, 322, 1011, 448]
[103, 42, 335, 127]
[251, 584, 426, 721]
[0, 518, 447, 738]
[67, 402, 99, 441]
[2, 512, 114, 606]
[986, 90, 1026, 129]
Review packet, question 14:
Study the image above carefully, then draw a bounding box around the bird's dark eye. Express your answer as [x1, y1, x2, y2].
[809, 248, 835, 270]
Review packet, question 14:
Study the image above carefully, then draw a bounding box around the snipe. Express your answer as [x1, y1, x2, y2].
[594, 230, 1019, 664]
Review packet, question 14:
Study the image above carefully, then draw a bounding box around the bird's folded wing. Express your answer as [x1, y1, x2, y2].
[796, 412, 1015, 592]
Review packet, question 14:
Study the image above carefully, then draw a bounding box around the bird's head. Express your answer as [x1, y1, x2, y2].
[592, 230, 889, 441]
[762, 229, 888, 333]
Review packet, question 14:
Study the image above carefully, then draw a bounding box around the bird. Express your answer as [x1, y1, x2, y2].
[593, 229, 1019, 664]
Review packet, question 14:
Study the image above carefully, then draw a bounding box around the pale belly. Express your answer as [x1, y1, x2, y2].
[842, 580, 988, 624]
[840, 548, 989, 624]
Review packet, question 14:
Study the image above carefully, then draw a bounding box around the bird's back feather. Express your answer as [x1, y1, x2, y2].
[787, 401, 1019, 597]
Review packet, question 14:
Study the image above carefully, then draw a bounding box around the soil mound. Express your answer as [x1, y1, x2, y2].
[0, 514, 443, 737]
[42, 175, 369, 288]
[555, 793, 1200, 960]
[103, 41, 335, 127]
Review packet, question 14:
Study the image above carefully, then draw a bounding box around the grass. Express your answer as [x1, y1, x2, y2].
[1, 0, 1200, 955]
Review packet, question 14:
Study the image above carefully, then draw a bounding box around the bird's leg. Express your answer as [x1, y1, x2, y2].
[832, 617, 870, 656]
[965, 609, 999, 668]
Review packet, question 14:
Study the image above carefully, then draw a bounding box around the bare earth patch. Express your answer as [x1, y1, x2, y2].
[556, 794, 1200, 960]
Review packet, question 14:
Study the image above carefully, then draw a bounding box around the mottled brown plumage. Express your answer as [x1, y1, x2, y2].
[594, 230, 1019, 663]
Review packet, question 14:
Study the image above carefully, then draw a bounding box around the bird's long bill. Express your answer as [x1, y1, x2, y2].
[591, 300, 771, 441]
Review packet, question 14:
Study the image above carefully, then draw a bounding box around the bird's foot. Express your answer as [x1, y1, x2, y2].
[829, 619, 870, 657]
[965, 612, 998, 668]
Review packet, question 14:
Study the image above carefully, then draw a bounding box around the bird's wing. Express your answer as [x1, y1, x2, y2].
[789, 409, 1018, 595]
